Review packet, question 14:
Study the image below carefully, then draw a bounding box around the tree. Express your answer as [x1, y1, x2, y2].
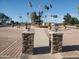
[30, 12, 43, 25]
[63, 13, 79, 25]
[63, 13, 72, 25]
[10, 20, 15, 27]
[53, 15, 58, 18]
[30, 12, 37, 24]
[0, 13, 5, 23]
[4, 16, 11, 23]
[0, 13, 11, 24]
[63, 13, 72, 29]
[36, 15, 43, 25]
[70, 17, 79, 25]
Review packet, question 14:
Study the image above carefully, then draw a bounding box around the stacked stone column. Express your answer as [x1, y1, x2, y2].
[22, 30, 34, 54]
[52, 32, 63, 54]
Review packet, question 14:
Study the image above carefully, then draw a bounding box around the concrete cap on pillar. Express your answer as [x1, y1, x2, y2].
[53, 32, 63, 35]
[22, 29, 35, 34]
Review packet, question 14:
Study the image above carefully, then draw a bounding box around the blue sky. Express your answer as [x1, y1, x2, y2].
[0, 0, 79, 23]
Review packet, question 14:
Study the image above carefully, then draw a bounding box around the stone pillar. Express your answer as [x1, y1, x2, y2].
[22, 30, 34, 55]
[52, 32, 63, 54]
[48, 32, 52, 52]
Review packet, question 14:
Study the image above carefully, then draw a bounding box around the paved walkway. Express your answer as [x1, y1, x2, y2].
[34, 28, 49, 47]
[27, 28, 79, 59]
[0, 27, 79, 59]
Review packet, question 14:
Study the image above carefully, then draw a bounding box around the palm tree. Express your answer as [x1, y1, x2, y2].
[10, 20, 15, 27]
[27, 12, 29, 16]
[0, 13, 5, 24]
[0, 13, 11, 25]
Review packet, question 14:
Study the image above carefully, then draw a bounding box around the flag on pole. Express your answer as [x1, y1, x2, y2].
[19, 16, 22, 18]
[44, 5, 49, 10]
[27, 12, 29, 16]
[28, 1, 32, 7]
[50, 4, 52, 8]
[26, 1, 32, 8]
[48, 0, 52, 8]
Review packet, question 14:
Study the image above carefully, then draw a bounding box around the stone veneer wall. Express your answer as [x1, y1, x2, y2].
[52, 33, 63, 54]
[22, 31, 34, 54]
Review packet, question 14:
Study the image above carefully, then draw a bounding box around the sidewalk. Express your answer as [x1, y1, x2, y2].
[0, 27, 79, 59]
[27, 28, 79, 59]
[34, 28, 49, 47]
